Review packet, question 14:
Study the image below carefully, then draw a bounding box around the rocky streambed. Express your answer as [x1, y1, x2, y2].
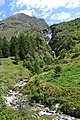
[31, 103, 76, 120]
[3, 79, 28, 110]
[3, 79, 79, 120]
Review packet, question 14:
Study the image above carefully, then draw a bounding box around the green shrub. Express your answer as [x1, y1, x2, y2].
[54, 66, 62, 74]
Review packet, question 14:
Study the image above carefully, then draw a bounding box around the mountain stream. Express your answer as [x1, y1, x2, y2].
[3, 79, 78, 120]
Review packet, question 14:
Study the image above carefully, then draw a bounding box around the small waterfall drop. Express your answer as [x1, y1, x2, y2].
[52, 51, 56, 59]
[46, 33, 52, 44]
[45, 32, 56, 59]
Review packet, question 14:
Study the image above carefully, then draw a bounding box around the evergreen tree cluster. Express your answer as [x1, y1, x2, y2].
[0, 33, 53, 73]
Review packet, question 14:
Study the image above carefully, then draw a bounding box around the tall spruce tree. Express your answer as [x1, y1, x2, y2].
[10, 36, 19, 56]
[2, 37, 10, 58]
[18, 33, 26, 60]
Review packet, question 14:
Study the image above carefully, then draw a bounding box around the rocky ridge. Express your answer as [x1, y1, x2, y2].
[0, 13, 49, 39]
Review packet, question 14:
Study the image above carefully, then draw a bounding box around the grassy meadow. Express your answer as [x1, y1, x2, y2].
[0, 57, 30, 93]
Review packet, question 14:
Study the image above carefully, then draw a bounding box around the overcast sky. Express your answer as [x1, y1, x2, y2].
[0, 0, 80, 25]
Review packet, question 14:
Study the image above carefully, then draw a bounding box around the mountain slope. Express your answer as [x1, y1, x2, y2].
[50, 18, 80, 58]
[0, 13, 53, 74]
[0, 13, 49, 39]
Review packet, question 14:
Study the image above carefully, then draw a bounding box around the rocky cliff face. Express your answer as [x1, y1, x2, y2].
[0, 13, 49, 39]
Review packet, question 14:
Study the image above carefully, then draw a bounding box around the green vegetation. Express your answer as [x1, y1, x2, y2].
[22, 76, 80, 118]
[30, 54, 80, 117]
[50, 18, 80, 58]
[37, 57, 80, 87]
[0, 57, 30, 93]
[0, 13, 49, 39]
[0, 14, 80, 119]
[0, 57, 36, 120]
[0, 32, 53, 74]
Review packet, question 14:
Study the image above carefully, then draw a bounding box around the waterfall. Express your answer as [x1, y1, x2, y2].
[45, 32, 56, 59]
[46, 33, 52, 44]
[52, 51, 56, 59]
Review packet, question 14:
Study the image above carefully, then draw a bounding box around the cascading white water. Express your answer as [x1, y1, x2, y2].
[46, 33, 56, 59]
[46, 33, 52, 44]
[52, 51, 56, 59]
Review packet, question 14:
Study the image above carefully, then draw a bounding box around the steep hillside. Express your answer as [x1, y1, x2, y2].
[0, 13, 49, 39]
[50, 18, 80, 58]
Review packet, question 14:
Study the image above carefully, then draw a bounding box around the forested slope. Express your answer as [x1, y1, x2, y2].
[50, 18, 80, 58]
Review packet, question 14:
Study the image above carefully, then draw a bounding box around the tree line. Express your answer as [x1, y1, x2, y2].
[0, 33, 53, 73]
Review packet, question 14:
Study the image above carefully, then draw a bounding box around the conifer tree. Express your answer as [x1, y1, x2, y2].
[2, 37, 10, 58]
[10, 36, 19, 56]
[18, 33, 26, 60]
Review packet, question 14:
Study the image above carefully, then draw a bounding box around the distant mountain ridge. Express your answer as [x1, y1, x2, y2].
[0, 13, 49, 39]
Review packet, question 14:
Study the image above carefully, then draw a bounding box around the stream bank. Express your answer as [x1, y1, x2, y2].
[3, 79, 79, 120]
